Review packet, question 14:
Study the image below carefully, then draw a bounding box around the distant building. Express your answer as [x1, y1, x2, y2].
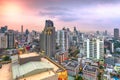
[83, 64, 98, 80]
[72, 27, 79, 46]
[104, 30, 107, 36]
[25, 29, 29, 36]
[105, 54, 115, 66]
[21, 25, 24, 41]
[0, 26, 7, 33]
[84, 38, 104, 60]
[21, 25, 23, 34]
[96, 31, 100, 35]
[104, 41, 114, 53]
[7, 30, 15, 48]
[40, 20, 56, 57]
[0, 33, 7, 48]
[27, 33, 32, 43]
[114, 28, 119, 40]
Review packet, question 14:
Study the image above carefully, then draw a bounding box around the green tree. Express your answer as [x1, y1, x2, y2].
[75, 76, 83, 80]
[2, 55, 10, 61]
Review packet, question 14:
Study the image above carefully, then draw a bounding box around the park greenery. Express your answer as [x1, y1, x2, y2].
[2, 55, 11, 61]
[75, 76, 83, 80]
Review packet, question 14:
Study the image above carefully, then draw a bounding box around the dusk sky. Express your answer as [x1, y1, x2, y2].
[0, 0, 120, 32]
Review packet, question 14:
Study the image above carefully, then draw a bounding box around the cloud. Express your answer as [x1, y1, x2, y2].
[1, 0, 120, 32]
[39, 7, 80, 21]
[59, 16, 80, 22]
[44, 7, 69, 11]
[2, 0, 120, 10]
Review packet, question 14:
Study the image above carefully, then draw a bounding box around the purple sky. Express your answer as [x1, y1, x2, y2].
[0, 0, 120, 32]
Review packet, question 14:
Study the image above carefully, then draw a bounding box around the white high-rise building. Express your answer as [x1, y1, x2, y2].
[84, 38, 104, 60]
[56, 29, 70, 51]
[111, 42, 114, 53]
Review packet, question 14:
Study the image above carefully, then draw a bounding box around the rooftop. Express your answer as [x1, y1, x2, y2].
[115, 63, 120, 66]
[19, 52, 39, 58]
[12, 61, 54, 80]
[41, 57, 60, 72]
[11, 52, 64, 80]
[66, 60, 79, 68]
[83, 65, 98, 72]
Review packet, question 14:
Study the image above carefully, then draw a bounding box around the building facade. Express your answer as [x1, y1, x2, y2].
[83, 64, 98, 80]
[114, 28, 119, 40]
[55, 51, 68, 63]
[0, 26, 7, 33]
[65, 60, 80, 76]
[40, 20, 56, 57]
[0, 33, 7, 48]
[7, 30, 15, 49]
[56, 28, 70, 51]
[84, 38, 104, 60]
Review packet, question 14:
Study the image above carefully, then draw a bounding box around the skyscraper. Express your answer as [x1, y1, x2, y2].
[21, 25, 24, 40]
[84, 38, 104, 60]
[0, 33, 7, 48]
[21, 25, 23, 34]
[56, 28, 70, 51]
[114, 28, 119, 40]
[40, 20, 56, 57]
[0, 26, 7, 33]
[7, 30, 15, 49]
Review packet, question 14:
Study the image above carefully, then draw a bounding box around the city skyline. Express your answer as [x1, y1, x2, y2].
[0, 0, 120, 32]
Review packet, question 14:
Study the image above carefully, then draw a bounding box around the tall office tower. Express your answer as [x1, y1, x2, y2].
[114, 28, 119, 40]
[104, 30, 107, 36]
[25, 29, 29, 36]
[7, 30, 15, 48]
[0, 33, 7, 48]
[0, 26, 8, 33]
[21, 25, 24, 40]
[21, 25, 23, 33]
[40, 20, 56, 57]
[84, 38, 104, 60]
[96, 31, 100, 35]
[56, 28, 70, 51]
[72, 27, 79, 46]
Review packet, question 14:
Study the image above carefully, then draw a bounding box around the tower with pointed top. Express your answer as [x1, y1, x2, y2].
[40, 20, 56, 57]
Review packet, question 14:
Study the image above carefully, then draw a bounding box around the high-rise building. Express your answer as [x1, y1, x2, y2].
[104, 41, 114, 53]
[40, 20, 56, 57]
[21, 25, 23, 33]
[21, 25, 24, 41]
[96, 31, 100, 35]
[25, 29, 29, 36]
[0, 33, 7, 48]
[0, 26, 8, 33]
[104, 30, 107, 36]
[56, 28, 70, 51]
[114, 28, 119, 40]
[7, 30, 15, 48]
[84, 38, 104, 60]
[72, 27, 80, 46]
